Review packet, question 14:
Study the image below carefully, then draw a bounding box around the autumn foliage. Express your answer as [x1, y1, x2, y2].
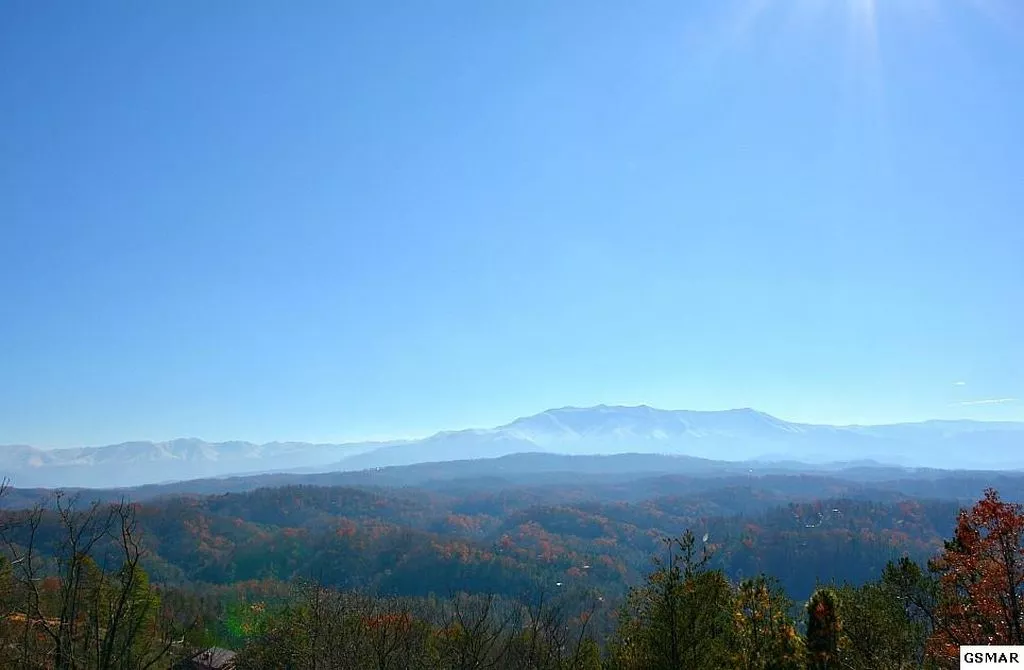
[3, 475, 1024, 668]
[927, 488, 1024, 665]
[805, 588, 841, 670]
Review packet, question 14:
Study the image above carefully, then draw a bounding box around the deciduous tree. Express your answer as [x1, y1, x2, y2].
[927, 488, 1024, 666]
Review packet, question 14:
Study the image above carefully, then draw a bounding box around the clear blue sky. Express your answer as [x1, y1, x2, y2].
[3, 1, 1022, 447]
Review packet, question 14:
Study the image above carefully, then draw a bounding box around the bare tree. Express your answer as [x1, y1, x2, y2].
[0, 481, 195, 669]
[436, 592, 520, 670]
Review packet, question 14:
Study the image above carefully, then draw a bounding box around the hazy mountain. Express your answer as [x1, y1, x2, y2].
[0, 438, 387, 488]
[331, 405, 1024, 472]
[3, 405, 1023, 488]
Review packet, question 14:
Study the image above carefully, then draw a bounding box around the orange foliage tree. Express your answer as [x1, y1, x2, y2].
[927, 488, 1024, 664]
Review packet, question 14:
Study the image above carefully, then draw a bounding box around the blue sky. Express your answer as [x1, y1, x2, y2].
[2, 0, 1022, 447]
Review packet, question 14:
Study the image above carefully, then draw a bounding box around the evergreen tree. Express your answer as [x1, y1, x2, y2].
[608, 530, 734, 670]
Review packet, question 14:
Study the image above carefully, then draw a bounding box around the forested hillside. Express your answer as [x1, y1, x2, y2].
[1, 470, 1022, 668]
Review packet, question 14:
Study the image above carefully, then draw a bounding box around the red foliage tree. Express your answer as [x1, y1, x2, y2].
[928, 488, 1024, 663]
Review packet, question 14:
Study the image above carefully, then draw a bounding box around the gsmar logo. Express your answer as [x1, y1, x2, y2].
[961, 646, 1024, 667]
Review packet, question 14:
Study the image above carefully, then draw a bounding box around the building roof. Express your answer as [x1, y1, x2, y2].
[178, 647, 237, 670]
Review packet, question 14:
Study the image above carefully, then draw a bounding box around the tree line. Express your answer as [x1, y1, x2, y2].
[1, 482, 1021, 668]
[234, 488, 1024, 669]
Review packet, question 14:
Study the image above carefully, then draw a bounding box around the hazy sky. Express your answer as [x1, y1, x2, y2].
[3, 1, 1022, 447]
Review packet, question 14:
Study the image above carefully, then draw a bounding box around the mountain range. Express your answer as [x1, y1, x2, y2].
[3, 405, 1023, 488]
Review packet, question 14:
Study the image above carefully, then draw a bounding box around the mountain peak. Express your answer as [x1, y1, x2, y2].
[7, 407, 1024, 489]
[523, 404, 783, 422]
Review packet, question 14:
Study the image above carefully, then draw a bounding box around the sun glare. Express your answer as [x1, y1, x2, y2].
[695, 0, 1018, 111]
[716, 0, 1016, 57]
[848, 0, 879, 52]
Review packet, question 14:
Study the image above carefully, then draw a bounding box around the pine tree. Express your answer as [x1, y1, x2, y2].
[607, 530, 734, 670]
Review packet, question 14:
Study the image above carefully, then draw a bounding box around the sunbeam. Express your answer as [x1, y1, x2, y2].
[692, 0, 1017, 104]
[713, 0, 1015, 57]
[848, 0, 880, 63]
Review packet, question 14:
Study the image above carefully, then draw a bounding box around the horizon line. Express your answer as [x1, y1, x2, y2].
[6, 404, 1022, 451]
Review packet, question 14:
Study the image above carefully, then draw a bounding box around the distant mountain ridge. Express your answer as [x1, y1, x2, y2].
[3, 405, 1023, 488]
[331, 406, 1024, 472]
[0, 438, 388, 488]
